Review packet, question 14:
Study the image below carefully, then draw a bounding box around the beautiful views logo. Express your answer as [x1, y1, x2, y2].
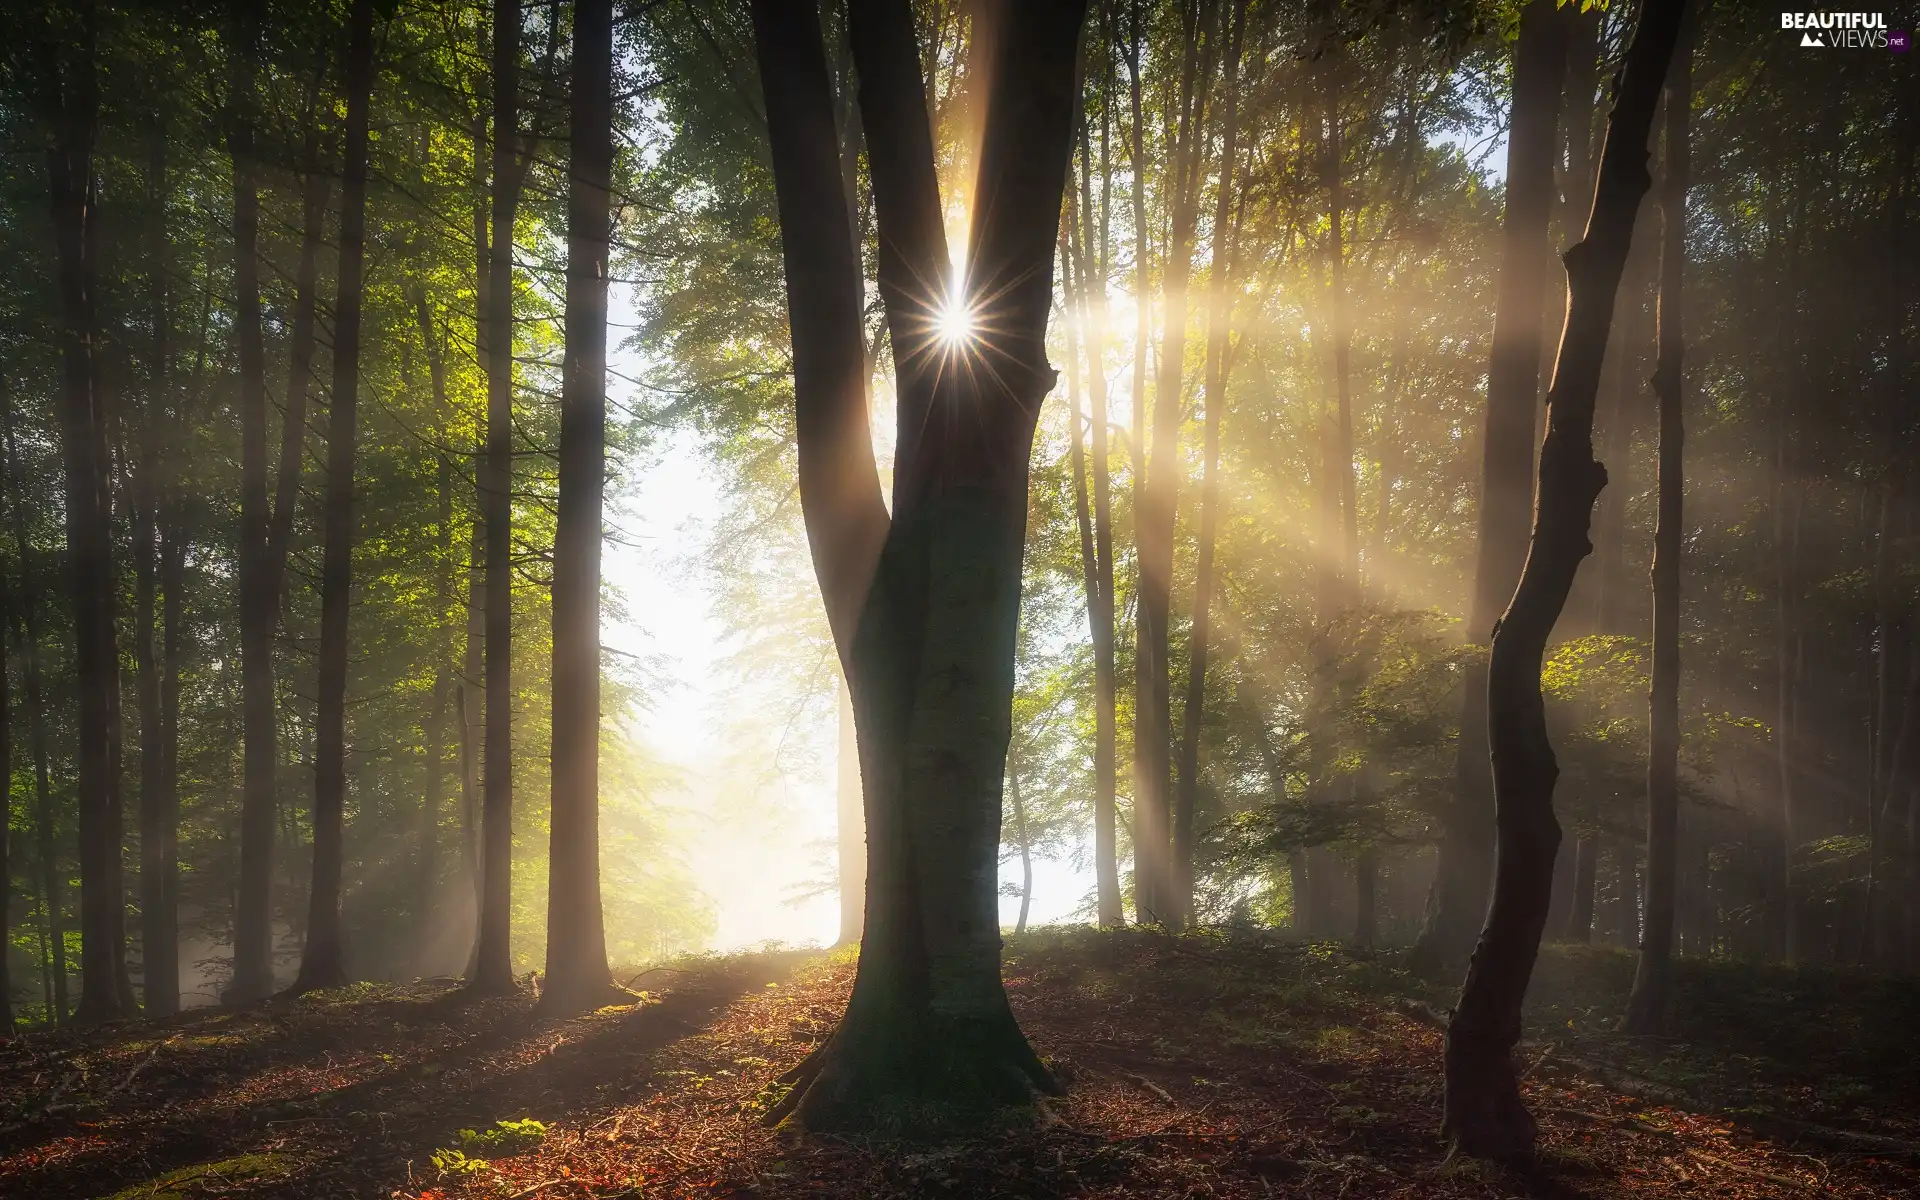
[1781, 12, 1894, 48]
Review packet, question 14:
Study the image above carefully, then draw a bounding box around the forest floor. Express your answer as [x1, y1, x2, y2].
[3, 932, 1918, 1199]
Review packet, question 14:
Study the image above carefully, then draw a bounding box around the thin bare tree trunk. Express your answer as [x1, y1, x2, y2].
[1443, 0, 1685, 1160]
[294, 0, 377, 993]
[1124, 0, 1160, 926]
[1625, 20, 1689, 1033]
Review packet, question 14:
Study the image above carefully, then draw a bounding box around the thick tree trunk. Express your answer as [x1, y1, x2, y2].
[1625, 24, 1688, 1033]
[1415, 0, 1567, 971]
[1443, 0, 1684, 1160]
[1175, 1, 1245, 933]
[753, 0, 1083, 1134]
[294, 0, 377, 994]
[540, 0, 623, 1015]
[1072, 104, 1123, 929]
[0, 462, 10, 1027]
[469, 0, 524, 996]
[228, 11, 278, 1004]
[44, 7, 134, 1024]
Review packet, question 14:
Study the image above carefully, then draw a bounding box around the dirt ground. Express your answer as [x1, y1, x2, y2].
[2, 931, 1915, 1198]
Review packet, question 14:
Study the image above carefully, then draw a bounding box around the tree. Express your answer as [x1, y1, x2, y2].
[1175, 0, 1247, 932]
[469, 0, 522, 998]
[1624, 14, 1691, 1034]
[1414, 0, 1567, 971]
[1443, 0, 1686, 1160]
[293, 0, 378, 995]
[750, 0, 1086, 1132]
[42, 0, 136, 1024]
[229, 3, 278, 1005]
[539, 0, 625, 1015]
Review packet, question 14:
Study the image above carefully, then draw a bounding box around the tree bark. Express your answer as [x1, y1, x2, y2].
[136, 129, 176, 1016]
[752, 0, 1084, 1134]
[539, 0, 623, 1015]
[293, 0, 377, 994]
[1071, 92, 1123, 928]
[1124, 0, 1159, 927]
[1138, 0, 1213, 930]
[1624, 21, 1688, 1033]
[1565, 830, 1597, 941]
[43, 3, 134, 1024]
[4, 399, 64, 1022]
[1175, 0, 1245, 933]
[415, 288, 455, 955]
[1010, 758, 1033, 935]
[227, 7, 279, 1004]
[836, 680, 866, 945]
[1415, 0, 1567, 971]
[469, 0, 524, 996]
[1443, 0, 1685, 1161]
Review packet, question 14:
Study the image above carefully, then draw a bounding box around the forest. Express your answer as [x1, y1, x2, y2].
[0, 0, 1917, 1196]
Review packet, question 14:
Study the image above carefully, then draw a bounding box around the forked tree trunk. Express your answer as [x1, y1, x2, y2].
[1415, 0, 1567, 971]
[1624, 22, 1689, 1033]
[469, 0, 524, 995]
[539, 0, 623, 1015]
[294, 0, 377, 994]
[44, 5, 135, 1024]
[752, 0, 1084, 1134]
[1175, 0, 1245, 933]
[1443, 0, 1685, 1160]
[228, 9, 279, 1004]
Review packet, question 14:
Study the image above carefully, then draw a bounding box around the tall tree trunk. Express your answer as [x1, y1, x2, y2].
[227, 8, 280, 1003]
[1566, 831, 1598, 941]
[836, 680, 866, 945]
[1138, 0, 1211, 930]
[414, 290, 455, 955]
[1175, 0, 1245, 933]
[1443, 0, 1685, 1160]
[4, 400, 64, 1022]
[293, 0, 377, 993]
[1415, 0, 1568, 971]
[1124, 0, 1158, 927]
[0, 454, 10, 1029]
[43, 4, 134, 1024]
[269, 158, 329, 611]
[1624, 23, 1688, 1033]
[751, 0, 1084, 1134]
[540, 0, 623, 1015]
[135, 130, 174, 1016]
[470, 0, 524, 996]
[1773, 397, 1803, 964]
[460, 85, 491, 973]
[1010, 758, 1033, 935]
[1072, 93, 1123, 928]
